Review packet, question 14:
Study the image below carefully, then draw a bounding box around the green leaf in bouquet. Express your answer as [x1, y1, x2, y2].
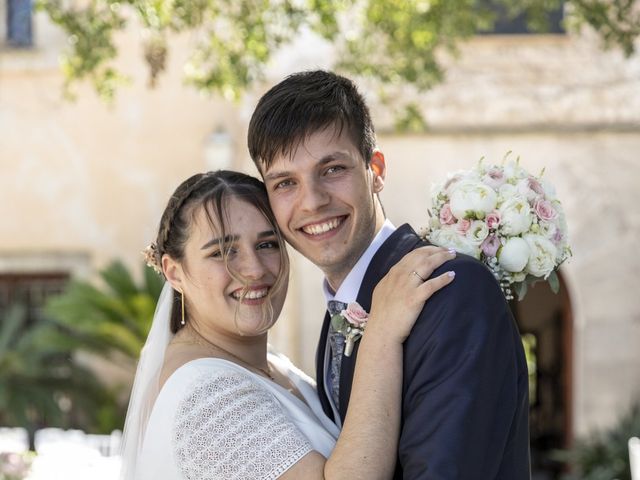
[548, 270, 560, 294]
[515, 282, 528, 301]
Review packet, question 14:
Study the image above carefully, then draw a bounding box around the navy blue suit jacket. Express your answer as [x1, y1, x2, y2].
[315, 224, 531, 479]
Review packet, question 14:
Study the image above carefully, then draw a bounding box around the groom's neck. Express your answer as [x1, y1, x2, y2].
[318, 204, 387, 291]
[325, 268, 349, 295]
[323, 225, 384, 292]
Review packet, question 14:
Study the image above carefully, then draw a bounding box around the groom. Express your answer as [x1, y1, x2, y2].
[248, 70, 530, 479]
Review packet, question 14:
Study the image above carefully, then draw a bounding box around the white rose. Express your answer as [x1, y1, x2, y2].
[498, 237, 530, 273]
[556, 213, 569, 253]
[541, 179, 557, 200]
[503, 161, 525, 182]
[516, 178, 540, 202]
[449, 181, 498, 220]
[498, 183, 518, 199]
[468, 220, 489, 245]
[524, 234, 558, 278]
[429, 227, 481, 259]
[454, 235, 483, 259]
[482, 167, 506, 190]
[544, 206, 569, 259]
[499, 196, 533, 236]
[537, 220, 557, 239]
[441, 172, 465, 196]
[428, 227, 456, 250]
[555, 203, 568, 234]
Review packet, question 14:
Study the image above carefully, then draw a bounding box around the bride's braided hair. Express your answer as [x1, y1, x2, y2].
[144, 170, 288, 333]
[156, 173, 209, 267]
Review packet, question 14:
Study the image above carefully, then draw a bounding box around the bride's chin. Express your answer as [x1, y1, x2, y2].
[234, 314, 277, 337]
[233, 299, 284, 336]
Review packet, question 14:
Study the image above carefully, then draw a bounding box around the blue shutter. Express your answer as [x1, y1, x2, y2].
[8, 0, 33, 47]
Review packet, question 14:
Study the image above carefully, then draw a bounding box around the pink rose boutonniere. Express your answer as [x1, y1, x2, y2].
[330, 302, 369, 357]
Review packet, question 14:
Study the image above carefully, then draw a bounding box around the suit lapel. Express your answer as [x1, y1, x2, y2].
[337, 224, 425, 421]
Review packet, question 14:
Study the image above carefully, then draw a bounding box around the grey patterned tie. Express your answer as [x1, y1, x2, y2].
[327, 300, 348, 410]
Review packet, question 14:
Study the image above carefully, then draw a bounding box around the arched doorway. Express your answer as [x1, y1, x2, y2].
[511, 271, 573, 479]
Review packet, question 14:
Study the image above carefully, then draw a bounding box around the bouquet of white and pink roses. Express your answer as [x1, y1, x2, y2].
[426, 154, 571, 300]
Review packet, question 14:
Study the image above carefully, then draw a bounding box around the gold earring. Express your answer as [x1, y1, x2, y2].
[180, 290, 186, 326]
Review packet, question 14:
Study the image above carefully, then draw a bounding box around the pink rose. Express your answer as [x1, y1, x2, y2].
[552, 229, 564, 245]
[481, 234, 501, 257]
[341, 302, 369, 327]
[483, 167, 506, 190]
[486, 211, 501, 229]
[439, 203, 456, 225]
[534, 199, 558, 221]
[456, 219, 471, 234]
[528, 177, 545, 195]
[517, 176, 546, 202]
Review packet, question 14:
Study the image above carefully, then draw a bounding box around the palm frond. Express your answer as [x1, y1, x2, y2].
[45, 261, 163, 359]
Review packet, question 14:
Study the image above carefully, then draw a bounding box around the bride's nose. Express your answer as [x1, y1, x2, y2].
[235, 249, 267, 280]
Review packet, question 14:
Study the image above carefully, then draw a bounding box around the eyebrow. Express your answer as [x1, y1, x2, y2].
[200, 230, 276, 250]
[263, 152, 351, 182]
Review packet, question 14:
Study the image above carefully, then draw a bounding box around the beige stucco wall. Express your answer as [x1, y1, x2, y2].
[0, 18, 240, 269]
[2, 7, 639, 438]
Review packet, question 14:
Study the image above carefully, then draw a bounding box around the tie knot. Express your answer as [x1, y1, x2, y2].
[327, 300, 348, 316]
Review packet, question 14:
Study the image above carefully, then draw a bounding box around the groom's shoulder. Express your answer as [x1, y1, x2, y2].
[408, 237, 497, 286]
[440, 252, 495, 281]
[445, 254, 503, 300]
[409, 251, 510, 342]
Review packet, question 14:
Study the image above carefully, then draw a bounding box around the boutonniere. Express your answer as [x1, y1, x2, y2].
[331, 302, 369, 357]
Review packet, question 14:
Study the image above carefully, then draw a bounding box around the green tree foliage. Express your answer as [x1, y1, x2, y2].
[37, 0, 640, 102]
[555, 402, 640, 480]
[45, 260, 164, 363]
[569, 0, 640, 56]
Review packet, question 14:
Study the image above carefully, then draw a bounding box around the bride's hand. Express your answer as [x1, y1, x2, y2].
[367, 246, 456, 343]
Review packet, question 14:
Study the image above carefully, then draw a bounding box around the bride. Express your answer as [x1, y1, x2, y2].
[120, 170, 455, 479]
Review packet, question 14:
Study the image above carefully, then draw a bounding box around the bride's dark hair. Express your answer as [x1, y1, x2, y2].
[152, 170, 288, 333]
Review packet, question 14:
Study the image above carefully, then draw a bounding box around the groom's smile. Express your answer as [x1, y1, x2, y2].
[262, 125, 387, 288]
[299, 215, 347, 237]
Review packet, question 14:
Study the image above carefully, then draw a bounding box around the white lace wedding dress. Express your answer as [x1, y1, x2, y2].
[134, 352, 339, 480]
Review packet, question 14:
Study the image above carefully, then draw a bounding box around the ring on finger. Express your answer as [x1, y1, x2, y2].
[411, 270, 426, 282]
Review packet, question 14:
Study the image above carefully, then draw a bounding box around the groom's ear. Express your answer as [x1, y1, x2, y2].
[370, 150, 386, 193]
[162, 255, 184, 292]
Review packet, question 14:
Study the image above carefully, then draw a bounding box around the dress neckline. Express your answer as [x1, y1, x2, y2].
[167, 355, 313, 412]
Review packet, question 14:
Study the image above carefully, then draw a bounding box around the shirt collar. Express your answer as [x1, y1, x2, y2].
[322, 219, 396, 304]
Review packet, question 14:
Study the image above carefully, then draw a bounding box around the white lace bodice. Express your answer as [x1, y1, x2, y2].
[135, 354, 339, 480]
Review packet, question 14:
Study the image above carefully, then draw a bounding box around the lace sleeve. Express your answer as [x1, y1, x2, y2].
[171, 368, 313, 480]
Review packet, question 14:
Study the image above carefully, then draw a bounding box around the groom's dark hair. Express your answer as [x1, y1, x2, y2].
[248, 70, 376, 171]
